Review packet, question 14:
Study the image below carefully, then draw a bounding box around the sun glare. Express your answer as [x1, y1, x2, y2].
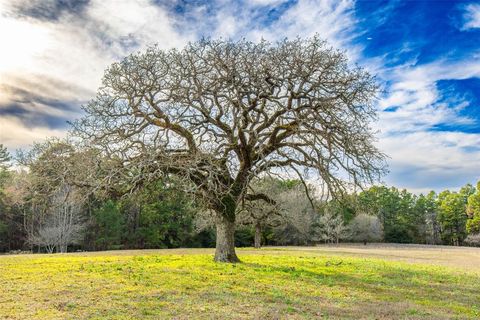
[0, 15, 51, 74]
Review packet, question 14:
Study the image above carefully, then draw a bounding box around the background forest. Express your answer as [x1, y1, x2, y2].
[1, 142, 479, 253]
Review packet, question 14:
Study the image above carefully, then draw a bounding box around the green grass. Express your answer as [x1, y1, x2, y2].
[0, 248, 479, 319]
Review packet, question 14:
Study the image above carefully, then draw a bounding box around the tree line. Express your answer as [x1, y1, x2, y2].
[0, 142, 479, 253]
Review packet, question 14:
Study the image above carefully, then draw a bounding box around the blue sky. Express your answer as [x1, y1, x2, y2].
[0, 0, 479, 193]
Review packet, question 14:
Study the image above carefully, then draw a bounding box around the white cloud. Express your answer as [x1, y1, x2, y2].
[376, 60, 480, 134]
[0, 0, 360, 106]
[0, 0, 190, 149]
[373, 57, 480, 191]
[214, 14, 239, 38]
[85, 0, 190, 52]
[249, 0, 288, 6]
[248, 0, 358, 54]
[0, 13, 51, 74]
[378, 130, 480, 193]
[461, 3, 480, 30]
[0, 0, 190, 95]
[0, 116, 67, 150]
[191, 0, 358, 58]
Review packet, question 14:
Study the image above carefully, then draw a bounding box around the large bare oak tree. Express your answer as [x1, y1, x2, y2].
[73, 37, 386, 262]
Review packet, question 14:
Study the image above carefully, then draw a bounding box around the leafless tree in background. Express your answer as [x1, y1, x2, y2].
[317, 209, 348, 244]
[73, 37, 386, 262]
[28, 185, 85, 253]
[425, 210, 442, 245]
[273, 183, 318, 245]
[16, 140, 98, 241]
[348, 213, 383, 244]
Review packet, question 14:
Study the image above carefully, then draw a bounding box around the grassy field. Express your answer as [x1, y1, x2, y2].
[1, 245, 479, 319]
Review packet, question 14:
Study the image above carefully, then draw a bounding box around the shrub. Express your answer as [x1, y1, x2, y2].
[464, 233, 480, 247]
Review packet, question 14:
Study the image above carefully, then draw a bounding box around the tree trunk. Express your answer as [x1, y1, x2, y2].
[254, 223, 262, 249]
[214, 215, 240, 263]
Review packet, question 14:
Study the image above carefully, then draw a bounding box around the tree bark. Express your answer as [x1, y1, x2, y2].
[254, 223, 262, 249]
[214, 215, 240, 263]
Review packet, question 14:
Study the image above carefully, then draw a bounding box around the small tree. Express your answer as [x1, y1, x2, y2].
[438, 191, 468, 246]
[466, 182, 480, 235]
[0, 144, 11, 250]
[238, 197, 281, 249]
[316, 209, 348, 244]
[91, 200, 125, 250]
[0, 144, 10, 168]
[348, 213, 383, 244]
[29, 185, 85, 253]
[0, 144, 10, 186]
[420, 191, 441, 245]
[236, 178, 285, 248]
[73, 37, 385, 262]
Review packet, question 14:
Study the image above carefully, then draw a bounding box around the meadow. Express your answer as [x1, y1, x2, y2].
[1, 244, 479, 319]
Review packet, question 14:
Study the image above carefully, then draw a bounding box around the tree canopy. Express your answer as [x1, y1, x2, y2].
[71, 37, 386, 261]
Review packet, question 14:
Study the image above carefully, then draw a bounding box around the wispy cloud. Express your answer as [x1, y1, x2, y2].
[0, 116, 67, 149]
[378, 130, 480, 194]
[248, 0, 358, 53]
[460, 3, 480, 30]
[377, 59, 480, 134]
